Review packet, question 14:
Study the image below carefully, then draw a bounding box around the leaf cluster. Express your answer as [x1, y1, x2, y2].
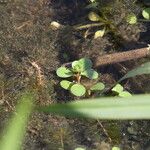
[56, 58, 105, 96]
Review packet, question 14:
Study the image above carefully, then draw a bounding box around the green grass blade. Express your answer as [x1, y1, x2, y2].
[0, 92, 34, 150]
[119, 62, 150, 82]
[37, 95, 150, 120]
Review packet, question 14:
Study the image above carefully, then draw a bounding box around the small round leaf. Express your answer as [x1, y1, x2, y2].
[112, 147, 120, 150]
[94, 29, 105, 39]
[88, 11, 100, 21]
[75, 148, 86, 150]
[72, 60, 82, 72]
[142, 8, 150, 20]
[60, 80, 72, 90]
[72, 58, 92, 72]
[119, 91, 132, 98]
[70, 84, 86, 96]
[90, 82, 105, 91]
[112, 84, 123, 93]
[56, 67, 73, 78]
[81, 69, 98, 79]
[126, 13, 137, 24]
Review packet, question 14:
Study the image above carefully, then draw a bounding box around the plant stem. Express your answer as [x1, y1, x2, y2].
[139, 19, 150, 22]
[76, 73, 81, 83]
[94, 47, 150, 67]
[63, 47, 150, 68]
[74, 23, 104, 30]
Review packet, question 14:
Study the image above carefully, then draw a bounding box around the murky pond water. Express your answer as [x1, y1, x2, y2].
[0, 0, 150, 150]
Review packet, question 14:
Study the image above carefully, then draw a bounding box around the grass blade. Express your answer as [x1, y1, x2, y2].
[0, 92, 34, 150]
[37, 95, 150, 120]
[119, 62, 150, 81]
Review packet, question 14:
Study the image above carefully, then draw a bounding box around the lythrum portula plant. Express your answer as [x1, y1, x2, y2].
[56, 58, 105, 96]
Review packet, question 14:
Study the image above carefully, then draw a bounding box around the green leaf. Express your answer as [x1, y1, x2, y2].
[81, 69, 98, 79]
[112, 147, 120, 150]
[86, 2, 99, 9]
[90, 82, 105, 91]
[0, 92, 34, 150]
[88, 11, 100, 21]
[119, 91, 132, 98]
[75, 148, 86, 150]
[126, 13, 137, 24]
[72, 60, 82, 72]
[89, 0, 96, 2]
[37, 94, 150, 119]
[119, 62, 150, 82]
[94, 29, 105, 39]
[79, 58, 93, 71]
[70, 84, 86, 96]
[56, 67, 73, 78]
[142, 8, 150, 20]
[72, 58, 92, 72]
[112, 84, 123, 93]
[60, 80, 72, 90]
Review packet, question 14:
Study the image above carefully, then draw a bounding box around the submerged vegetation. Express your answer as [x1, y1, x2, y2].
[56, 58, 105, 96]
[0, 0, 150, 150]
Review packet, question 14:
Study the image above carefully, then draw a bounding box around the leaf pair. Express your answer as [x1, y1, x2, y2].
[56, 58, 99, 80]
[72, 58, 92, 72]
[60, 80, 86, 97]
[112, 84, 132, 98]
[72, 58, 99, 80]
[60, 81, 105, 97]
[126, 8, 150, 25]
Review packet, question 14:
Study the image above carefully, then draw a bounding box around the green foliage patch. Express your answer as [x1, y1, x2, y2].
[56, 58, 104, 97]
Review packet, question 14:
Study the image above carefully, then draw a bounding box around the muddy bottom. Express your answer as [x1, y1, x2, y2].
[0, 0, 150, 150]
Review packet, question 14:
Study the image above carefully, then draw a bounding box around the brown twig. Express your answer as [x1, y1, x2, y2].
[63, 46, 150, 68]
[97, 120, 112, 143]
[94, 46, 150, 67]
[29, 61, 45, 87]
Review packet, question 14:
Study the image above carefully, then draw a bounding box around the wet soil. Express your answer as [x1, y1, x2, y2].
[0, 0, 150, 150]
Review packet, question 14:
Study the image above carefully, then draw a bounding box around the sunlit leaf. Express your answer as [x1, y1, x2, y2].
[126, 13, 137, 24]
[112, 147, 120, 150]
[72, 58, 92, 72]
[90, 82, 105, 91]
[60, 80, 72, 90]
[75, 148, 86, 150]
[72, 60, 82, 72]
[56, 67, 73, 78]
[94, 29, 105, 39]
[37, 94, 150, 119]
[119, 91, 132, 98]
[89, 0, 96, 2]
[112, 84, 123, 93]
[88, 11, 100, 21]
[81, 69, 98, 79]
[142, 8, 150, 20]
[119, 62, 150, 82]
[70, 84, 86, 96]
